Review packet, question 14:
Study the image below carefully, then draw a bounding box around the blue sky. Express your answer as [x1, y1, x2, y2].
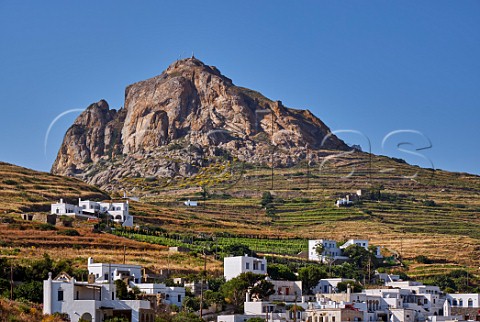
[0, 1, 479, 175]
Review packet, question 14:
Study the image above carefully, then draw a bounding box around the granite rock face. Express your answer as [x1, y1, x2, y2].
[51, 58, 348, 190]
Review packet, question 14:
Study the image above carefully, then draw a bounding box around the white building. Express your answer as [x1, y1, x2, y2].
[43, 272, 153, 322]
[43, 258, 185, 322]
[218, 298, 306, 322]
[51, 198, 133, 227]
[445, 293, 480, 309]
[268, 279, 302, 302]
[308, 239, 347, 263]
[313, 278, 355, 294]
[340, 238, 382, 258]
[308, 238, 382, 262]
[224, 255, 267, 281]
[87, 257, 184, 307]
[184, 200, 198, 207]
[51, 199, 84, 216]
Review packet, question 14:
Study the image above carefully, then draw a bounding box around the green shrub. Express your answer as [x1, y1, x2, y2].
[58, 229, 80, 236]
[37, 223, 57, 231]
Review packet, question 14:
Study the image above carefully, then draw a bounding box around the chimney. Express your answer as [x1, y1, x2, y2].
[60, 198, 63, 204]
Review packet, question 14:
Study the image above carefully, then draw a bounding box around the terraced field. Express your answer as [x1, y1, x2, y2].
[0, 152, 478, 282]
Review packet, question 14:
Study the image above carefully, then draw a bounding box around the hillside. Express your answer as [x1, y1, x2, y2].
[111, 151, 480, 280]
[0, 161, 109, 213]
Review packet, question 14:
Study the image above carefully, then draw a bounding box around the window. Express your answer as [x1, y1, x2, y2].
[246, 262, 250, 269]
[104, 273, 108, 280]
[468, 299, 473, 307]
[57, 289, 64, 301]
[424, 299, 428, 304]
[178, 294, 182, 303]
[261, 264, 265, 271]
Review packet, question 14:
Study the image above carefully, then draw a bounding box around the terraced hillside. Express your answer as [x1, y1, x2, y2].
[112, 151, 480, 276]
[0, 153, 479, 284]
[0, 162, 109, 213]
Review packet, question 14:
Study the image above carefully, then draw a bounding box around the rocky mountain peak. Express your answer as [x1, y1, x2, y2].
[51, 58, 349, 190]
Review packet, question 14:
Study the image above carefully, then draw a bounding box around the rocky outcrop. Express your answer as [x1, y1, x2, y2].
[51, 58, 349, 190]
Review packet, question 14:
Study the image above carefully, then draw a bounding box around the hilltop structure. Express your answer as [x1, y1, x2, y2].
[51, 198, 133, 227]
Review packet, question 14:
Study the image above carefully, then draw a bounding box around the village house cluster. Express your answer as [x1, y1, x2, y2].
[42, 250, 480, 322]
[43, 257, 185, 322]
[218, 254, 480, 322]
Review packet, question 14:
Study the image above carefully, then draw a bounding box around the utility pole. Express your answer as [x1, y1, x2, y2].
[306, 145, 310, 191]
[270, 108, 274, 190]
[293, 292, 298, 322]
[10, 264, 13, 300]
[199, 250, 207, 320]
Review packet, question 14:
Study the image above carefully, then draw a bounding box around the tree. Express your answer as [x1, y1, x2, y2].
[223, 244, 256, 257]
[267, 264, 296, 281]
[260, 191, 273, 208]
[220, 277, 249, 312]
[337, 281, 363, 293]
[298, 265, 327, 294]
[182, 295, 202, 312]
[206, 276, 225, 292]
[250, 279, 275, 301]
[114, 279, 129, 300]
[14, 280, 43, 302]
[172, 312, 204, 322]
[314, 242, 325, 259]
[220, 273, 265, 312]
[203, 289, 225, 308]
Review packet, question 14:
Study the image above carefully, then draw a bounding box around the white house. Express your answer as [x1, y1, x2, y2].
[224, 255, 267, 281]
[87, 257, 184, 307]
[308, 239, 347, 263]
[51, 199, 84, 216]
[51, 198, 133, 227]
[268, 279, 302, 302]
[312, 278, 355, 294]
[445, 293, 480, 309]
[340, 238, 382, 258]
[218, 296, 306, 322]
[308, 238, 382, 262]
[43, 272, 153, 322]
[184, 199, 198, 207]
